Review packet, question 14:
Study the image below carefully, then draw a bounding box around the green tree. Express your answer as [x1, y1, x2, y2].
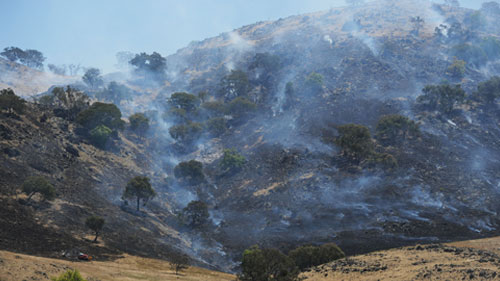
[305, 72, 324, 92]
[82, 68, 104, 89]
[446, 58, 466, 79]
[417, 84, 466, 113]
[220, 70, 250, 101]
[129, 52, 167, 80]
[169, 252, 190, 275]
[22, 176, 56, 203]
[89, 125, 112, 148]
[168, 122, 203, 143]
[1, 47, 45, 69]
[220, 149, 245, 173]
[226, 97, 257, 120]
[335, 124, 374, 159]
[51, 269, 86, 281]
[206, 117, 228, 136]
[475, 76, 500, 102]
[239, 246, 299, 281]
[375, 114, 420, 144]
[96, 82, 134, 104]
[76, 102, 124, 130]
[169, 92, 200, 112]
[48, 86, 90, 120]
[0, 88, 26, 114]
[129, 113, 150, 134]
[122, 176, 156, 211]
[181, 200, 209, 227]
[288, 243, 345, 271]
[202, 101, 227, 117]
[85, 215, 105, 242]
[174, 160, 205, 185]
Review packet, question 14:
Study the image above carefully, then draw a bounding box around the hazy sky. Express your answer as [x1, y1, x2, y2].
[0, 0, 484, 73]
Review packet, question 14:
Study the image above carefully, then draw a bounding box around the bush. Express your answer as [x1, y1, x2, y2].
[475, 76, 500, 102]
[85, 215, 105, 242]
[22, 176, 56, 202]
[335, 124, 374, 159]
[174, 160, 205, 185]
[375, 114, 420, 144]
[82, 68, 103, 89]
[0, 88, 26, 114]
[206, 117, 228, 136]
[451, 43, 488, 66]
[202, 101, 226, 117]
[288, 243, 345, 271]
[226, 97, 256, 120]
[168, 122, 203, 143]
[417, 84, 465, 113]
[89, 125, 112, 148]
[181, 200, 209, 227]
[219, 70, 250, 101]
[96, 82, 134, 104]
[48, 86, 90, 120]
[239, 245, 299, 281]
[169, 252, 190, 275]
[129, 113, 149, 134]
[220, 149, 245, 173]
[76, 102, 124, 130]
[305, 72, 324, 91]
[446, 58, 466, 79]
[169, 92, 200, 112]
[366, 153, 398, 170]
[51, 269, 86, 281]
[122, 176, 156, 211]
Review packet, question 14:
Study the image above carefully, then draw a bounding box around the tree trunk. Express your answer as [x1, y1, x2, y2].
[26, 192, 35, 203]
[93, 232, 99, 243]
[136, 197, 140, 211]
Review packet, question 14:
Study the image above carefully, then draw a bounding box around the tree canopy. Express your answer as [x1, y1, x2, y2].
[22, 176, 56, 202]
[1, 47, 45, 69]
[85, 215, 105, 242]
[76, 102, 124, 130]
[122, 176, 156, 211]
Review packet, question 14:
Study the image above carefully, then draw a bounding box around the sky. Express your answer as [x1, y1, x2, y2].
[0, 0, 485, 74]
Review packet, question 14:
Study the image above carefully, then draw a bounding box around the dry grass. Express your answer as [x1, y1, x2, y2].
[0, 250, 235, 281]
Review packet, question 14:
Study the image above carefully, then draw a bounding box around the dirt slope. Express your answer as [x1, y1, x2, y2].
[302, 236, 500, 280]
[0, 250, 235, 281]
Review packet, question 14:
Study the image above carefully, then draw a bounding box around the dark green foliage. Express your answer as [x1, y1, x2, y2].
[417, 84, 466, 113]
[22, 176, 56, 202]
[446, 58, 466, 79]
[89, 125, 112, 148]
[181, 200, 209, 227]
[305, 72, 324, 91]
[76, 102, 124, 130]
[239, 246, 299, 281]
[123, 176, 156, 211]
[475, 76, 500, 102]
[168, 122, 203, 143]
[96, 82, 134, 104]
[169, 252, 190, 275]
[226, 97, 257, 120]
[82, 68, 103, 89]
[220, 149, 245, 173]
[1, 47, 45, 69]
[366, 153, 398, 170]
[336, 124, 374, 159]
[220, 70, 250, 101]
[288, 243, 345, 271]
[51, 269, 86, 281]
[45, 86, 90, 120]
[452, 44, 488, 66]
[169, 92, 200, 112]
[0, 88, 26, 114]
[129, 52, 167, 80]
[174, 160, 205, 185]
[129, 113, 150, 133]
[375, 114, 420, 144]
[202, 101, 226, 117]
[85, 215, 105, 242]
[206, 117, 228, 136]
[249, 52, 281, 72]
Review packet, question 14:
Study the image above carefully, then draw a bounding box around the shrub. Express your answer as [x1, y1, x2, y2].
[0, 88, 26, 114]
[335, 124, 374, 159]
[475, 76, 500, 102]
[181, 200, 209, 227]
[219, 70, 250, 101]
[22, 176, 56, 202]
[366, 153, 398, 170]
[202, 101, 226, 117]
[169, 252, 190, 275]
[417, 84, 465, 113]
[305, 72, 324, 91]
[168, 122, 203, 143]
[226, 97, 256, 120]
[129, 113, 149, 133]
[85, 215, 105, 242]
[96, 82, 134, 104]
[451, 43, 487, 66]
[375, 114, 420, 144]
[206, 117, 228, 136]
[174, 160, 205, 185]
[169, 92, 200, 112]
[51, 269, 86, 281]
[446, 58, 466, 79]
[122, 176, 156, 211]
[76, 102, 124, 130]
[220, 149, 245, 173]
[89, 125, 112, 148]
[289, 243, 345, 271]
[48, 86, 90, 120]
[239, 245, 299, 281]
[82, 68, 103, 89]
